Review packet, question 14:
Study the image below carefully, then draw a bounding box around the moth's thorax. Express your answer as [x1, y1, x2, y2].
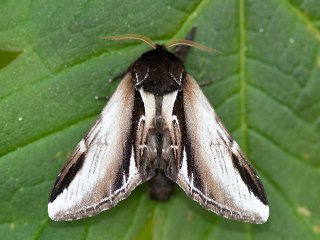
[130, 44, 186, 95]
[138, 88, 179, 171]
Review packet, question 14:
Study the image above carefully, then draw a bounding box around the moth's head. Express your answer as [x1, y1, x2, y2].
[102, 34, 216, 95]
[130, 43, 187, 94]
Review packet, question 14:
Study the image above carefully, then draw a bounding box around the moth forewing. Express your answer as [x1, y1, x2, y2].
[172, 74, 269, 224]
[48, 74, 148, 221]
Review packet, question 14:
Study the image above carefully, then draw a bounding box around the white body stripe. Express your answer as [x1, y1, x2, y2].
[161, 91, 178, 121]
[139, 88, 156, 124]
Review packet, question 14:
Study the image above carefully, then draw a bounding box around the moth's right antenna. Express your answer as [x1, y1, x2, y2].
[166, 39, 218, 53]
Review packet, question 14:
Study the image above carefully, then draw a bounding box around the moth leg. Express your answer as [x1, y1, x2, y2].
[148, 169, 175, 201]
[198, 80, 213, 88]
[95, 95, 111, 101]
[108, 70, 127, 83]
[95, 69, 133, 100]
[95, 73, 128, 101]
[109, 61, 135, 83]
[173, 26, 197, 62]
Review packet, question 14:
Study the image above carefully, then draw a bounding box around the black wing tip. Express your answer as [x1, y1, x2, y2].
[48, 152, 86, 203]
[231, 152, 268, 205]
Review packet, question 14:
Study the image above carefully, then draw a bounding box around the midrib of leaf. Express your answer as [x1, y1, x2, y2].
[33, 218, 49, 240]
[123, 194, 145, 240]
[145, 0, 215, 239]
[252, 155, 315, 237]
[238, 0, 249, 156]
[239, 1, 252, 240]
[82, 218, 91, 240]
[238, 1, 318, 237]
[245, 1, 318, 237]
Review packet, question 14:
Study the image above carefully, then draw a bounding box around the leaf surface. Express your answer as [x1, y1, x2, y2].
[0, 0, 319, 239]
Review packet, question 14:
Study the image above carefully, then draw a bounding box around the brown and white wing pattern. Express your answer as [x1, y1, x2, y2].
[173, 74, 269, 224]
[48, 74, 148, 221]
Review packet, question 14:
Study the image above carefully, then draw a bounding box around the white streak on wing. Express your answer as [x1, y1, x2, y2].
[190, 173, 194, 193]
[128, 147, 137, 182]
[138, 116, 146, 125]
[172, 115, 178, 123]
[181, 149, 188, 181]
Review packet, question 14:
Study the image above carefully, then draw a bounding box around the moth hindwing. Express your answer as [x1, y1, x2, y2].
[48, 33, 269, 224]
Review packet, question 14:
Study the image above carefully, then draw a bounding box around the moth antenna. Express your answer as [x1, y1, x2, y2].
[166, 39, 218, 53]
[101, 34, 156, 49]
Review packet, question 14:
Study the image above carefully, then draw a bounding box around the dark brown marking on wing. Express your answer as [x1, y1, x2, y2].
[172, 91, 185, 169]
[132, 90, 146, 169]
[231, 152, 268, 205]
[172, 91, 204, 192]
[112, 134, 134, 192]
[49, 151, 86, 202]
[113, 89, 146, 191]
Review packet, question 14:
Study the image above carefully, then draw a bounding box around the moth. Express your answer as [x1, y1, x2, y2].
[48, 28, 269, 224]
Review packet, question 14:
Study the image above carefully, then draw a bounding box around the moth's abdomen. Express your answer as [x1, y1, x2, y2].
[148, 169, 175, 201]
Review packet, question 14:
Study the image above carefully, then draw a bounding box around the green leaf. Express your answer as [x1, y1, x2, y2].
[1, 0, 319, 239]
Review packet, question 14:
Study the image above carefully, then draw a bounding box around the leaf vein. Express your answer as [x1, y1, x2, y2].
[0, 113, 97, 159]
[285, 0, 320, 41]
[250, 127, 317, 169]
[33, 218, 49, 240]
[248, 84, 314, 127]
[239, 0, 249, 154]
[255, 165, 317, 236]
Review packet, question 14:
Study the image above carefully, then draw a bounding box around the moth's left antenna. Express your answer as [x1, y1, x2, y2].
[101, 34, 156, 49]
